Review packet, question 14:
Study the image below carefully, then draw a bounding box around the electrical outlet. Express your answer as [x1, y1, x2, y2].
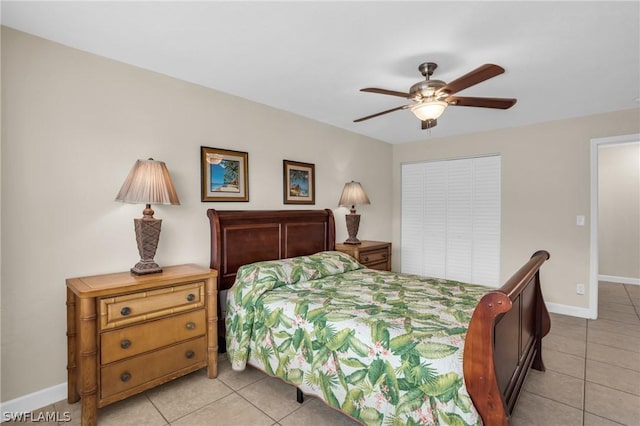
[576, 283, 585, 295]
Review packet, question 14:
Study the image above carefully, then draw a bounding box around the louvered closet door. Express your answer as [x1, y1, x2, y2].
[401, 155, 501, 287]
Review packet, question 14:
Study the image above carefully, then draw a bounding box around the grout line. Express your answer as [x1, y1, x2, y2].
[583, 317, 589, 426]
[234, 389, 282, 424]
[144, 393, 170, 425]
[583, 378, 640, 398]
[583, 410, 626, 425]
[623, 284, 640, 319]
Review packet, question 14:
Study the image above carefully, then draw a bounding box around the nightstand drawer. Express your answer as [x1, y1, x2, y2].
[335, 241, 392, 271]
[100, 309, 206, 364]
[100, 336, 206, 399]
[360, 248, 389, 265]
[99, 281, 205, 330]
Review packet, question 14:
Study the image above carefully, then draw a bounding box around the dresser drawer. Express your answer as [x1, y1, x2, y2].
[360, 248, 390, 266]
[99, 282, 204, 330]
[100, 336, 206, 399]
[100, 309, 206, 365]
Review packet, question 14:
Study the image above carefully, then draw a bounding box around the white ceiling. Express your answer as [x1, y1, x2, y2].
[2, 1, 639, 144]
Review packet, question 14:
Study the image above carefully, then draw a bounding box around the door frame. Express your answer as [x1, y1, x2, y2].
[589, 133, 640, 319]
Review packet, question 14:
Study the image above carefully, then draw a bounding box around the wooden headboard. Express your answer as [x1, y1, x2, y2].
[207, 209, 336, 291]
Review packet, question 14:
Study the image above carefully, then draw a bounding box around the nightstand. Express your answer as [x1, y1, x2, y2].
[335, 240, 392, 271]
[66, 264, 218, 426]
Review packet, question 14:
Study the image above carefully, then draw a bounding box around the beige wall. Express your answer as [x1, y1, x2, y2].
[0, 27, 392, 401]
[598, 142, 640, 279]
[392, 109, 640, 311]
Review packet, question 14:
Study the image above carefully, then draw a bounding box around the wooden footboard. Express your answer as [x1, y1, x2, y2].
[463, 250, 551, 425]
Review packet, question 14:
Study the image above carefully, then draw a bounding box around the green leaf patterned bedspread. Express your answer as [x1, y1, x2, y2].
[226, 251, 489, 426]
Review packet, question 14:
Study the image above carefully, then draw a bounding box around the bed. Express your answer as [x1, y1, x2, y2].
[208, 209, 551, 425]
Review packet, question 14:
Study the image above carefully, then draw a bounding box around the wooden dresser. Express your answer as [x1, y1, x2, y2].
[335, 240, 392, 271]
[66, 264, 218, 426]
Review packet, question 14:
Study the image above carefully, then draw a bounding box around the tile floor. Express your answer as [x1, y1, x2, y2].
[19, 282, 640, 425]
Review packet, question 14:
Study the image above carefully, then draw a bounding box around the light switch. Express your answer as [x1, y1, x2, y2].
[576, 215, 585, 226]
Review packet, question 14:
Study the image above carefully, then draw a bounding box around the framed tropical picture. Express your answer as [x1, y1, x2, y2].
[201, 146, 249, 202]
[283, 160, 315, 205]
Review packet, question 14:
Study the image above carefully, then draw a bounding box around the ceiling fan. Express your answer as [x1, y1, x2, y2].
[354, 62, 517, 130]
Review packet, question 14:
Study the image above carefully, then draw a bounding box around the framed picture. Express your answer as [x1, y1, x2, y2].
[201, 146, 249, 202]
[283, 160, 315, 205]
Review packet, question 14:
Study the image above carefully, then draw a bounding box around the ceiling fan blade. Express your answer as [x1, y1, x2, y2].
[447, 96, 517, 109]
[421, 119, 438, 130]
[441, 64, 505, 95]
[360, 87, 411, 98]
[353, 105, 410, 122]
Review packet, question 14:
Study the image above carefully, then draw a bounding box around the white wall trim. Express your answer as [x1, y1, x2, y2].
[598, 274, 640, 286]
[0, 382, 67, 420]
[546, 301, 594, 319]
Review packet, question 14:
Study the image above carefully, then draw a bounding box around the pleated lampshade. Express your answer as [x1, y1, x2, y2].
[115, 159, 180, 206]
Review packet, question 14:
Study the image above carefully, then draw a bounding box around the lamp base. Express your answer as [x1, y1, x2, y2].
[131, 261, 163, 275]
[343, 237, 362, 245]
[344, 213, 362, 245]
[132, 217, 163, 275]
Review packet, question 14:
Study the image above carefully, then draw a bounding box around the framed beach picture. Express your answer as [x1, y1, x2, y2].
[201, 146, 249, 202]
[283, 160, 315, 205]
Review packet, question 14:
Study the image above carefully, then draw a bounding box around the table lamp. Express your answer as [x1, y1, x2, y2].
[338, 181, 371, 244]
[115, 158, 180, 275]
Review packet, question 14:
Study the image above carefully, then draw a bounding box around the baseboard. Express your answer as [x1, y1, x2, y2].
[598, 274, 640, 285]
[546, 302, 594, 319]
[0, 382, 67, 421]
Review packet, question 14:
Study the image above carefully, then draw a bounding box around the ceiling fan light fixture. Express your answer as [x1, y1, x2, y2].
[410, 100, 448, 121]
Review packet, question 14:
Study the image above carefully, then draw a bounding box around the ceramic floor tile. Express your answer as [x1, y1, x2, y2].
[237, 376, 306, 421]
[522, 369, 584, 409]
[586, 359, 640, 396]
[93, 394, 167, 426]
[585, 382, 640, 425]
[598, 294, 634, 306]
[599, 286, 629, 296]
[171, 393, 274, 426]
[588, 318, 640, 339]
[548, 322, 587, 340]
[587, 328, 640, 353]
[624, 285, 640, 297]
[543, 333, 586, 358]
[587, 342, 640, 372]
[145, 368, 233, 421]
[583, 412, 625, 426]
[550, 313, 587, 328]
[217, 357, 270, 390]
[543, 348, 586, 379]
[598, 302, 638, 315]
[510, 391, 583, 426]
[279, 398, 361, 426]
[597, 309, 640, 325]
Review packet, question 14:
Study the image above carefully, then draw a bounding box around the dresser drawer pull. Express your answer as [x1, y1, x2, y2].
[186, 350, 195, 359]
[186, 293, 196, 302]
[120, 306, 131, 316]
[364, 256, 369, 262]
[186, 322, 196, 330]
[120, 372, 131, 382]
[382, 254, 387, 259]
[120, 339, 131, 349]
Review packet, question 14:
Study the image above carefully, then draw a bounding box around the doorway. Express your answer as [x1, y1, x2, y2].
[590, 134, 640, 319]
